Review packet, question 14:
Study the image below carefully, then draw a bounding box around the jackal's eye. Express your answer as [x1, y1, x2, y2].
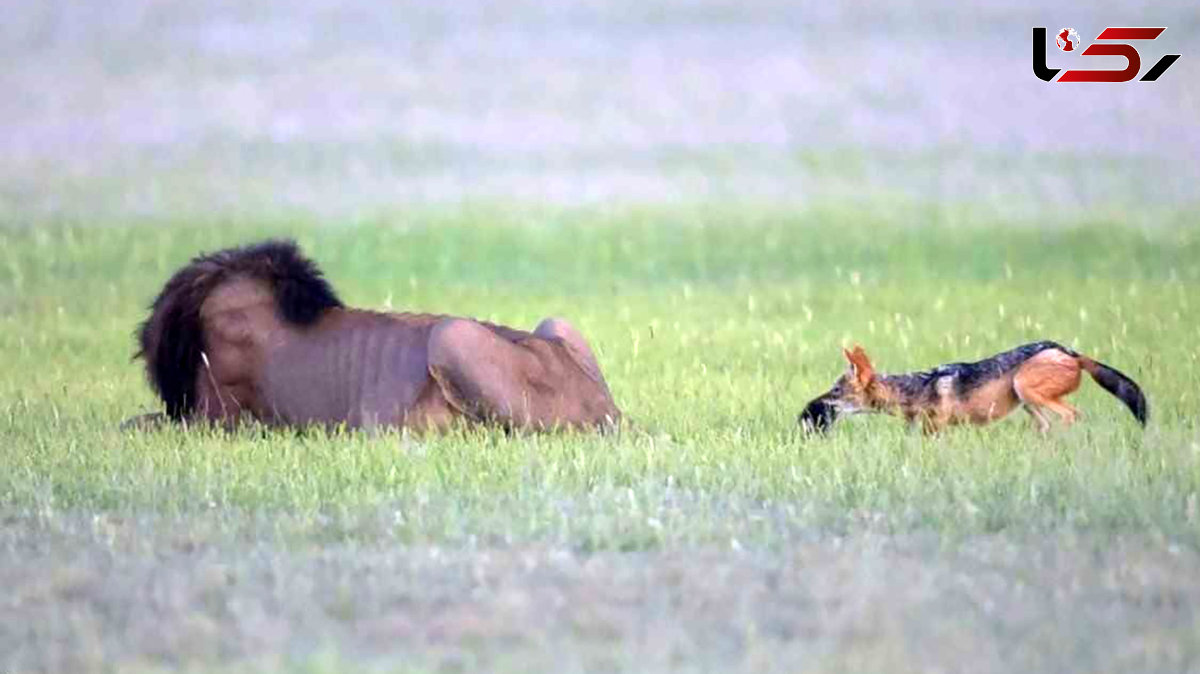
[831, 376, 847, 394]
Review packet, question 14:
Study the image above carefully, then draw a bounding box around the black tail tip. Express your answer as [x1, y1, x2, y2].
[1135, 404, 1148, 427]
[1126, 389, 1149, 427]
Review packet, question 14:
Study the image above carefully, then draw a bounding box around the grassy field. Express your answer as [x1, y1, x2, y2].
[3, 1, 1199, 670]
[2, 205, 1199, 672]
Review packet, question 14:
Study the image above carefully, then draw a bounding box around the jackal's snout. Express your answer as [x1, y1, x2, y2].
[798, 394, 838, 434]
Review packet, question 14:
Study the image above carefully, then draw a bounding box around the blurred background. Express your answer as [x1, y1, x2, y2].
[2, 0, 1196, 226]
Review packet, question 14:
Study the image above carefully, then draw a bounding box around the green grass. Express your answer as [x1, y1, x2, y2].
[3, 204, 1200, 672]
[2, 204, 1198, 541]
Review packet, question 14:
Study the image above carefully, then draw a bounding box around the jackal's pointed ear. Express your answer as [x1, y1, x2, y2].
[843, 345, 875, 385]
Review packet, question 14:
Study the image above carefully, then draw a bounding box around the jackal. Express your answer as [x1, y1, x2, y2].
[799, 342, 1147, 434]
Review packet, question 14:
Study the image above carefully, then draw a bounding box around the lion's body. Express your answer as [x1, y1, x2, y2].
[133, 241, 620, 433]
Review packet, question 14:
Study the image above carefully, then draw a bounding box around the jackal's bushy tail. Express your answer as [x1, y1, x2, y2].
[136, 240, 342, 419]
[1080, 357, 1148, 426]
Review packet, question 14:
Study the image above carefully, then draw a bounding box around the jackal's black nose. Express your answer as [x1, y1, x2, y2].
[798, 396, 838, 434]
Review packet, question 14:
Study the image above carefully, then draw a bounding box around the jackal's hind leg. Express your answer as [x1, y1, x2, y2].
[1042, 399, 1079, 426]
[1023, 405, 1052, 434]
[1013, 351, 1082, 426]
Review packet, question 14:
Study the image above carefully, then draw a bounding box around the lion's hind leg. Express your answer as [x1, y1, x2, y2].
[427, 318, 619, 431]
